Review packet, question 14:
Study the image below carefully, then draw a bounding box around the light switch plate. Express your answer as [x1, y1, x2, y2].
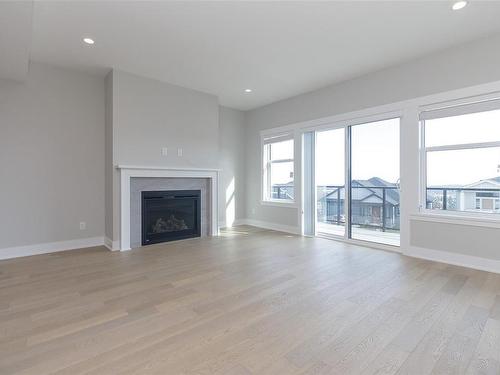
[177, 148, 183, 157]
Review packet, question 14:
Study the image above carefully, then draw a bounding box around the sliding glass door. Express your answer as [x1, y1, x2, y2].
[349, 118, 400, 246]
[312, 118, 400, 246]
[316, 128, 345, 236]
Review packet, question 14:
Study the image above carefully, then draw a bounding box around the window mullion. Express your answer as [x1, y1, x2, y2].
[270, 158, 294, 164]
[426, 141, 500, 153]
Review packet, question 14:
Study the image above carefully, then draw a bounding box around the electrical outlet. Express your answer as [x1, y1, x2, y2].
[177, 148, 183, 157]
[79, 222, 86, 230]
[251, 208, 256, 215]
[161, 147, 168, 156]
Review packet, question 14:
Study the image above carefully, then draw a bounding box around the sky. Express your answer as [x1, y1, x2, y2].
[316, 118, 400, 186]
[425, 110, 500, 185]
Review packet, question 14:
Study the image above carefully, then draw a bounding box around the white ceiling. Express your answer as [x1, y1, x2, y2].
[3, 1, 500, 110]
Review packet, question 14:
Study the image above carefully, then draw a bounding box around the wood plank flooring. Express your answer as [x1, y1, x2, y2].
[1, 226, 499, 374]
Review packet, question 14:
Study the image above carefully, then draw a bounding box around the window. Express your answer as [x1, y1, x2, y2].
[262, 135, 294, 202]
[420, 101, 500, 215]
[350, 118, 400, 246]
[312, 117, 400, 247]
[315, 128, 345, 236]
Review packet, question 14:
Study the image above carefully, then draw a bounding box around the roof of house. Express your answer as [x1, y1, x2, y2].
[464, 176, 500, 188]
[320, 177, 400, 205]
[279, 176, 500, 205]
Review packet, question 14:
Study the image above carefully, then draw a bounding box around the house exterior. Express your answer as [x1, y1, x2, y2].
[317, 177, 400, 231]
[271, 181, 295, 200]
[460, 177, 500, 212]
[427, 176, 500, 213]
[274, 176, 500, 231]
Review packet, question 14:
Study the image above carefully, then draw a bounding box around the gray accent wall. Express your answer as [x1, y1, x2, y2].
[113, 70, 220, 169]
[105, 71, 246, 244]
[0, 62, 105, 250]
[105, 70, 220, 244]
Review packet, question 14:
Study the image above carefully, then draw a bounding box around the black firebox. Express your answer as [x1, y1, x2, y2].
[141, 190, 201, 246]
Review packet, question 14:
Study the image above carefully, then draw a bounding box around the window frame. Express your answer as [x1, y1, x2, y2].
[305, 115, 401, 246]
[261, 133, 296, 206]
[419, 99, 500, 219]
[347, 117, 401, 246]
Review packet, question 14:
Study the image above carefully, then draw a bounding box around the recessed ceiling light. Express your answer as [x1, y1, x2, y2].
[452, 1, 467, 10]
[83, 37, 95, 45]
[244, 89, 252, 93]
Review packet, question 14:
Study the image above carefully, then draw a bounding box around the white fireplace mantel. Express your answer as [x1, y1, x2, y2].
[117, 165, 220, 251]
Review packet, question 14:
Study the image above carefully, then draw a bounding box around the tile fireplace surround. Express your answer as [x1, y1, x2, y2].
[131, 178, 208, 248]
[117, 166, 220, 251]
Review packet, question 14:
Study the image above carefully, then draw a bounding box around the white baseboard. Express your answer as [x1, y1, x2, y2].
[232, 219, 248, 227]
[317, 232, 402, 254]
[234, 218, 301, 235]
[2, 228, 497, 275]
[0, 237, 105, 261]
[104, 237, 120, 251]
[403, 246, 500, 274]
[219, 219, 247, 229]
[233, 220, 500, 274]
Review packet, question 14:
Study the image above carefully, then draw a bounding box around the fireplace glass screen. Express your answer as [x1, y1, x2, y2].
[141, 190, 201, 245]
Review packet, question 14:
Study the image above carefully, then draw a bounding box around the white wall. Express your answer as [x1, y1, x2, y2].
[0, 62, 105, 252]
[219, 106, 246, 228]
[244, 32, 500, 266]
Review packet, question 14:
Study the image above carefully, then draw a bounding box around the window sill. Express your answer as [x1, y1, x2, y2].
[261, 200, 298, 208]
[410, 211, 500, 229]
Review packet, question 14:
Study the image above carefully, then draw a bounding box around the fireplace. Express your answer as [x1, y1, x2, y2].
[141, 190, 201, 246]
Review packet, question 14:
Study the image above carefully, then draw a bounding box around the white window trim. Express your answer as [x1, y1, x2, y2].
[410, 212, 500, 229]
[418, 95, 500, 220]
[261, 133, 297, 206]
[425, 141, 500, 153]
[261, 200, 297, 208]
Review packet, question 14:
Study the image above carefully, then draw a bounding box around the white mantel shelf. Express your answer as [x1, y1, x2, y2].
[117, 165, 222, 172]
[118, 165, 220, 251]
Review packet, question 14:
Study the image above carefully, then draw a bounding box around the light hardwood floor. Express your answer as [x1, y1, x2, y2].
[1, 226, 500, 375]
